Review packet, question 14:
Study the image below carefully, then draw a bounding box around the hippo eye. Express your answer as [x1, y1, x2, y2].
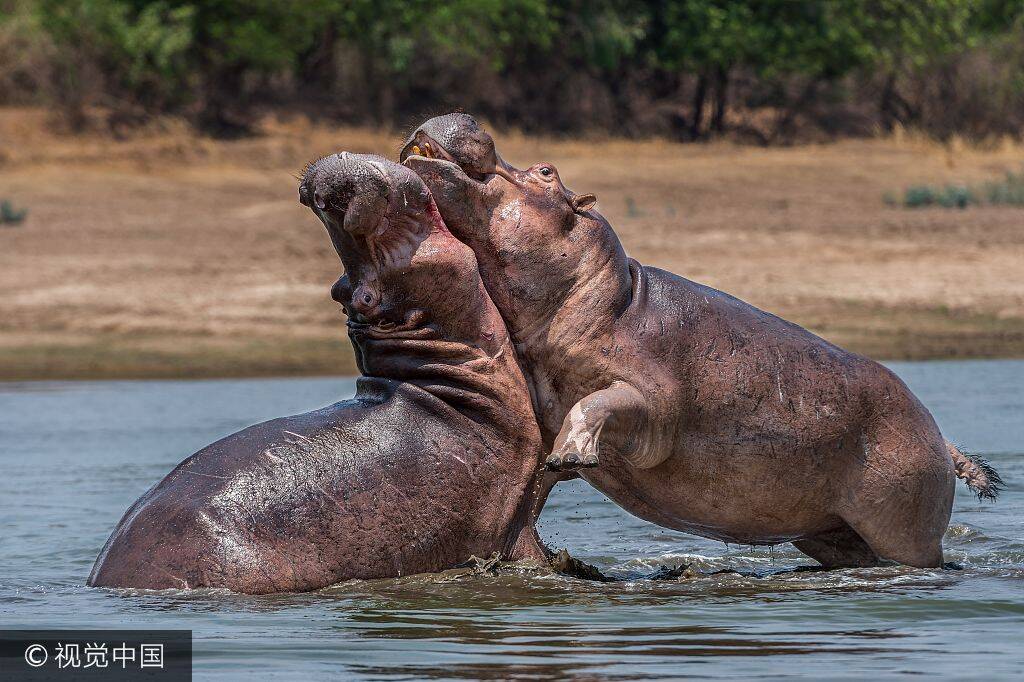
[539, 167, 553, 177]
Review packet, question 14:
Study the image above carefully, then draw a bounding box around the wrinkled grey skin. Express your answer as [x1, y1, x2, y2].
[401, 113, 1002, 569]
[88, 154, 550, 593]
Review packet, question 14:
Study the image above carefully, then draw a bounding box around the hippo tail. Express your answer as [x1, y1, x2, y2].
[947, 442, 1003, 501]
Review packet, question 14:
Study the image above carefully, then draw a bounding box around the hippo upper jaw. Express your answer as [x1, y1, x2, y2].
[399, 112, 502, 180]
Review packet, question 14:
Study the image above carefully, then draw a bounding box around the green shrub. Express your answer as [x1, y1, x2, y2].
[33, 0, 195, 120]
[984, 170, 1024, 206]
[904, 186, 938, 208]
[0, 200, 27, 225]
[937, 185, 976, 208]
[902, 185, 977, 208]
[889, 171, 1024, 209]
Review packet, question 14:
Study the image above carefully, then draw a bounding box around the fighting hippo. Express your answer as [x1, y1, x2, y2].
[88, 154, 549, 593]
[400, 113, 1001, 569]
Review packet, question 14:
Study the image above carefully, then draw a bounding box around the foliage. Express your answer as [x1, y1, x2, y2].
[2, 0, 1023, 138]
[887, 167, 1024, 209]
[984, 169, 1024, 206]
[901, 185, 976, 209]
[34, 0, 195, 114]
[0, 199, 28, 225]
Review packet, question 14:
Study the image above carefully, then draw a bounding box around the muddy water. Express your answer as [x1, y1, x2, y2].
[1, 360, 1022, 679]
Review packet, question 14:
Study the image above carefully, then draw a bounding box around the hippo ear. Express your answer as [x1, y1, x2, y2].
[571, 193, 597, 213]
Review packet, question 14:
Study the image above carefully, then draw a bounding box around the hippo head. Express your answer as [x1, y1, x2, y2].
[400, 113, 607, 336]
[300, 152, 505, 370]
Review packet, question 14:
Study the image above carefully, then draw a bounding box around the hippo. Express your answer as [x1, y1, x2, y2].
[88, 154, 549, 593]
[400, 113, 1002, 569]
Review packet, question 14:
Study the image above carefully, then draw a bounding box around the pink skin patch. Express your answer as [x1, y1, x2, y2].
[425, 197, 453, 238]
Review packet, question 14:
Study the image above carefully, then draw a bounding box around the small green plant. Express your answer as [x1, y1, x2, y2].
[937, 185, 975, 208]
[984, 170, 1024, 206]
[0, 200, 27, 226]
[903, 186, 938, 208]
[900, 184, 976, 209]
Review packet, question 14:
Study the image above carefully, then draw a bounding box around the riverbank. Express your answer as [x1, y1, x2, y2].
[2, 107, 1022, 380]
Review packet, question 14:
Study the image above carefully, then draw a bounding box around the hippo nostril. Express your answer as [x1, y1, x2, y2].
[350, 283, 381, 317]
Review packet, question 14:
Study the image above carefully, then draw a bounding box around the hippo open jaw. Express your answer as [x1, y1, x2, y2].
[300, 152, 456, 339]
[401, 140, 517, 188]
[400, 132, 458, 165]
[400, 136, 479, 182]
[399, 112, 516, 185]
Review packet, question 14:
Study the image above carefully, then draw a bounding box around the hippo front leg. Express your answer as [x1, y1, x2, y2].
[546, 381, 649, 471]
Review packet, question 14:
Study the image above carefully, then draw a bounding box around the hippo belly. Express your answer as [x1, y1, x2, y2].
[88, 378, 534, 593]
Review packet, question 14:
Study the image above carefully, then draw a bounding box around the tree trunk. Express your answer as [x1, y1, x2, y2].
[689, 71, 709, 139]
[772, 77, 820, 142]
[298, 23, 338, 98]
[198, 63, 251, 137]
[710, 65, 729, 134]
[879, 71, 898, 130]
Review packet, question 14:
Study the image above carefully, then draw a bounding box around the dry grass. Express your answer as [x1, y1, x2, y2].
[2, 107, 1023, 380]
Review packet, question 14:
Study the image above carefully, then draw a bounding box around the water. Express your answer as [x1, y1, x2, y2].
[1, 360, 1022, 679]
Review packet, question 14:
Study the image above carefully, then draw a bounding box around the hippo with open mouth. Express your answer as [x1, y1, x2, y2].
[401, 113, 1002, 569]
[88, 154, 550, 593]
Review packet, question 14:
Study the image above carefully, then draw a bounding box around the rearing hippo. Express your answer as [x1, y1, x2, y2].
[400, 113, 1001, 569]
[88, 154, 549, 593]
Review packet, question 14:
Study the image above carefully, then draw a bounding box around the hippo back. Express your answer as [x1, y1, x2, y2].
[88, 377, 540, 593]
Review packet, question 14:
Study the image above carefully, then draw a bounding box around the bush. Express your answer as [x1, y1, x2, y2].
[890, 168, 1024, 209]
[901, 185, 976, 209]
[984, 169, 1024, 206]
[31, 0, 195, 127]
[0, 199, 27, 225]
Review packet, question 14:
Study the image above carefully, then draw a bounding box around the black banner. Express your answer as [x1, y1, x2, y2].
[0, 630, 191, 681]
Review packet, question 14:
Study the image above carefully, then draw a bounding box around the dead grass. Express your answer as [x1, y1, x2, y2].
[2, 107, 1023, 380]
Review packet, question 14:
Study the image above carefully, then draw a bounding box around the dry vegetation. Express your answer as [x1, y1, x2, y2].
[2, 107, 1023, 380]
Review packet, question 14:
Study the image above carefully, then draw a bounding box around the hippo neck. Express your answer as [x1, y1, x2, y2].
[352, 306, 534, 436]
[511, 216, 632, 352]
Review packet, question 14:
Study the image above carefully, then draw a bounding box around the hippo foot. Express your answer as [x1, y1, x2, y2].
[549, 548, 615, 582]
[544, 449, 599, 471]
[546, 425, 600, 470]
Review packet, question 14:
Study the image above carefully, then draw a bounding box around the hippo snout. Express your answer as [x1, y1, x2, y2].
[299, 153, 397, 236]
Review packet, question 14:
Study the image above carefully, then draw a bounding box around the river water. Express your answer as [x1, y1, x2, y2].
[1, 360, 1021, 679]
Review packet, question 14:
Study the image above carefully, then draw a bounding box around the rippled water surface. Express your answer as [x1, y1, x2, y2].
[2, 360, 1022, 679]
